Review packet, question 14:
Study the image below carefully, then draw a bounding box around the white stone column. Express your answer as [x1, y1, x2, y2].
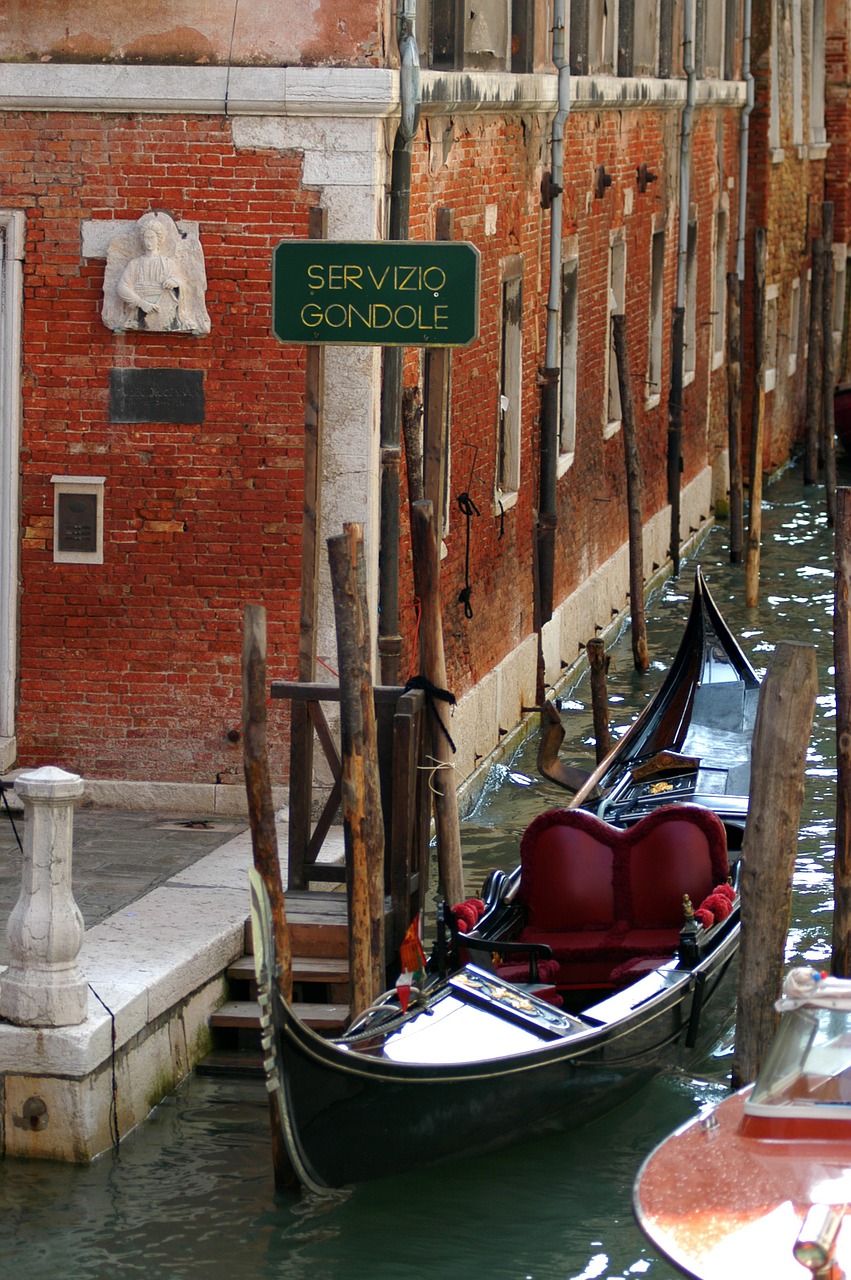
[0, 766, 88, 1026]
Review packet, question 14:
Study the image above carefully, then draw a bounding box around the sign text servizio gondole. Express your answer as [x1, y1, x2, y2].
[272, 240, 480, 347]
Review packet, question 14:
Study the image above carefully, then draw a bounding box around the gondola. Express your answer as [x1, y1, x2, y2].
[540, 566, 760, 850]
[251, 798, 742, 1190]
[249, 570, 756, 1191]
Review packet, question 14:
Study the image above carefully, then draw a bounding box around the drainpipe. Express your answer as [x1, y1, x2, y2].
[736, 0, 753, 282]
[537, 0, 570, 630]
[378, 1, 420, 686]
[667, 0, 696, 575]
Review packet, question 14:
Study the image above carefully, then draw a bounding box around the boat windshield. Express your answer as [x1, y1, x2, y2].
[747, 1007, 851, 1110]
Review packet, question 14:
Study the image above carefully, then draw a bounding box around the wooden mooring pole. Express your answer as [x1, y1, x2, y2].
[726, 270, 744, 564]
[804, 236, 826, 486]
[586, 637, 612, 764]
[822, 203, 837, 527]
[242, 603, 296, 1191]
[732, 641, 818, 1089]
[410, 499, 465, 907]
[327, 524, 386, 1018]
[833, 488, 851, 975]
[745, 229, 767, 608]
[613, 314, 649, 671]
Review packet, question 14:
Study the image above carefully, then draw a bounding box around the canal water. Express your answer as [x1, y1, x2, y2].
[0, 460, 844, 1279]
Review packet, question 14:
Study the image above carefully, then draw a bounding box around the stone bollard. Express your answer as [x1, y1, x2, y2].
[0, 766, 88, 1026]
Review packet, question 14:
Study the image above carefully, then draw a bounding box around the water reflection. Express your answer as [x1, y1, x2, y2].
[1, 460, 847, 1279]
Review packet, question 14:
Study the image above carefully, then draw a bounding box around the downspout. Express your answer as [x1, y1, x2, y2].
[537, 0, 570, 631]
[378, 1, 420, 685]
[667, 0, 696, 575]
[736, 0, 753, 283]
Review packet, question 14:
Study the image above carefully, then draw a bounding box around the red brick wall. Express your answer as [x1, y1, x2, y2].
[8, 112, 317, 781]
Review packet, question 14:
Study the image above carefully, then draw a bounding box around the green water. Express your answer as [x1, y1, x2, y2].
[0, 461, 843, 1279]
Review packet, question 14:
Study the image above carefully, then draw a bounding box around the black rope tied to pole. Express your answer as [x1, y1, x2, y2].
[404, 675, 457, 753]
[456, 444, 480, 618]
[456, 490, 480, 618]
[0, 782, 23, 855]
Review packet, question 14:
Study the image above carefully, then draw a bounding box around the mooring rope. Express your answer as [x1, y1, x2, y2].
[456, 489, 480, 618]
[404, 674, 457, 753]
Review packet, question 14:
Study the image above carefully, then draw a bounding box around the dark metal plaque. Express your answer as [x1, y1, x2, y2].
[57, 493, 97, 552]
[109, 369, 205, 424]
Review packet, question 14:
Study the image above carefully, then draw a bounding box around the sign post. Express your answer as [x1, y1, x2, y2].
[273, 240, 480, 348]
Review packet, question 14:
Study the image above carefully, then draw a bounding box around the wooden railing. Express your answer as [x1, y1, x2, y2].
[271, 681, 431, 952]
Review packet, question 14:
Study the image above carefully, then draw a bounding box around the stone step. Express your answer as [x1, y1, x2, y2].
[227, 952, 350, 986]
[211, 998, 350, 1033]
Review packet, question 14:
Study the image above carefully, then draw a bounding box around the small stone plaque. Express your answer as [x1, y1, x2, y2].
[109, 368, 205, 424]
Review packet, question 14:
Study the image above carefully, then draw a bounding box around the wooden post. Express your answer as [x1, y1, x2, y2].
[667, 306, 685, 575]
[745, 229, 767, 607]
[289, 205, 327, 890]
[822, 204, 837, 527]
[731, 642, 818, 1089]
[423, 208, 453, 542]
[327, 525, 386, 1017]
[242, 604, 297, 1192]
[586, 637, 612, 764]
[410, 499, 465, 907]
[833, 488, 851, 976]
[402, 385, 424, 509]
[613, 315, 649, 671]
[804, 236, 826, 486]
[726, 271, 744, 564]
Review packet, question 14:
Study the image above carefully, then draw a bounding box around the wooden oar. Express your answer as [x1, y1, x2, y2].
[536, 700, 594, 793]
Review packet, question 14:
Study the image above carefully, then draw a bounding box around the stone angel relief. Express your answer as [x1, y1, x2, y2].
[102, 211, 211, 334]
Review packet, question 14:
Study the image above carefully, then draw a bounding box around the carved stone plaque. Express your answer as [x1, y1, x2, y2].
[109, 369, 205, 424]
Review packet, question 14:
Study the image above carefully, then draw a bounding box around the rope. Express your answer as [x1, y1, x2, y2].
[456, 490, 480, 618]
[419, 754, 458, 796]
[404, 674, 457, 753]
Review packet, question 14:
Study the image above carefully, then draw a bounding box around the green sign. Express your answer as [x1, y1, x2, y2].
[272, 240, 480, 347]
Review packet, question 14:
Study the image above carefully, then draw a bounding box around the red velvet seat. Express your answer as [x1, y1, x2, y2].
[514, 804, 729, 989]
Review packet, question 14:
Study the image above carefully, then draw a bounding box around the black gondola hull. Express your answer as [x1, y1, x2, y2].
[266, 921, 738, 1188]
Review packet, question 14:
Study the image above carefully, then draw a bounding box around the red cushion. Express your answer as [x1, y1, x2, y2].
[627, 808, 728, 929]
[518, 803, 728, 935]
[518, 810, 615, 930]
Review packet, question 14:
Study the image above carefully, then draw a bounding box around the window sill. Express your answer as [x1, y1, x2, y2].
[492, 489, 518, 516]
[557, 450, 575, 478]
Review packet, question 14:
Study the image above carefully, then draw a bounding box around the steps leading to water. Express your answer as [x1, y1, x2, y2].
[200, 889, 358, 1075]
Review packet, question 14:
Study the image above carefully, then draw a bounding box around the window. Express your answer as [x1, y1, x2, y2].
[684, 218, 698, 382]
[424, 0, 533, 71]
[769, 0, 782, 156]
[713, 210, 728, 369]
[792, 0, 804, 148]
[647, 230, 665, 406]
[764, 285, 779, 393]
[788, 277, 801, 376]
[723, 0, 738, 79]
[560, 258, 579, 464]
[811, 0, 826, 146]
[659, 0, 685, 77]
[498, 266, 523, 497]
[631, 0, 659, 76]
[606, 236, 626, 434]
[571, 0, 618, 74]
[52, 476, 106, 565]
[698, 0, 725, 79]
